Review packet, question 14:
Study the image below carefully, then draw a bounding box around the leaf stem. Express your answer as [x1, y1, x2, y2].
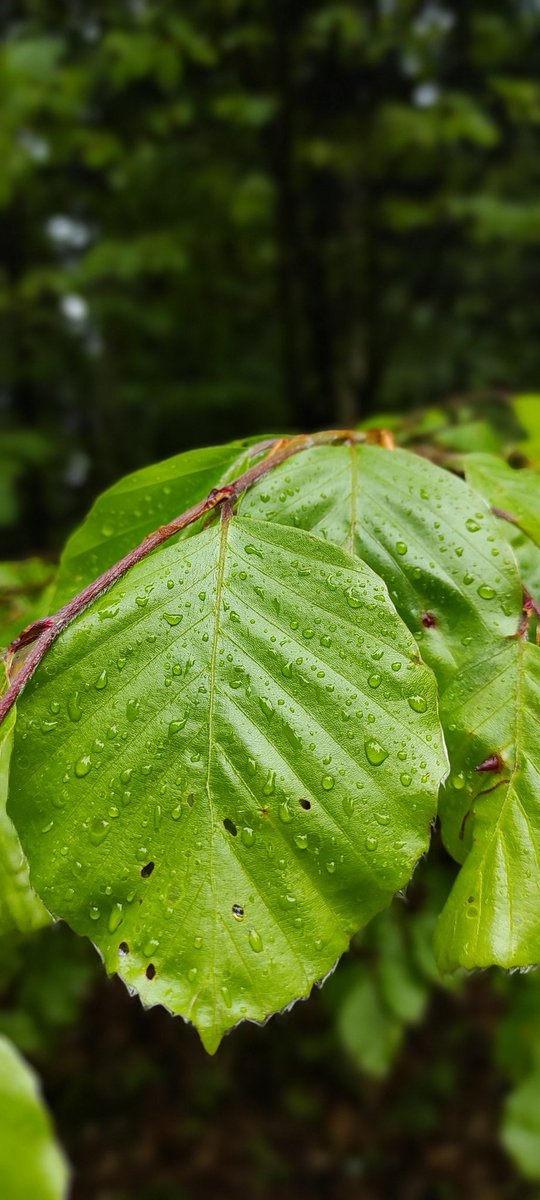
[0, 427, 378, 725]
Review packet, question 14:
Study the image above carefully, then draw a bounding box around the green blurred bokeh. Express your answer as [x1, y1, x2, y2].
[2, 1, 540, 556]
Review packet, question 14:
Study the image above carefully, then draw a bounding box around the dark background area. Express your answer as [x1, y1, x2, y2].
[2, 4, 540, 1198]
[2, 1, 540, 557]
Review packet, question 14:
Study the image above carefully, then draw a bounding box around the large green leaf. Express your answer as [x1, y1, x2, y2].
[9, 516, 447, 1051]
[239, 444, 522, 684]
[0, 1035, 69, 1199]
[435, 640, 540, 971]
[50, 437, 267, 609]
[463, 453, 540, 547]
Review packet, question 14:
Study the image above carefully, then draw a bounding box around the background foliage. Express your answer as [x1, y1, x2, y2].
[3, 2, 540, 1198]
[3, 0, 540, 557]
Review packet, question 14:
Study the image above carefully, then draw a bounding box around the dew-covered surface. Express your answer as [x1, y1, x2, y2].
[9, 517, 447, 1051]
[8, 921, 531, 1200]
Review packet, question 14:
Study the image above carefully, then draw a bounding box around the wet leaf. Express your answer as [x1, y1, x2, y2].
[9, 517, 446, 1051]
[240, 443, 522, 684]
[50, 437, 266, 609]
[435, 640, 540, 971]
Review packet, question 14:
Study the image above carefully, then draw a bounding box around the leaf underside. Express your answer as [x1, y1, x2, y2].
[9, 515, 446, 1051]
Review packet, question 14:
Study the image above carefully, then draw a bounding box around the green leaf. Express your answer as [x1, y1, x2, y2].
[240, 444, 522, 684]
[435, 640, 540, 971]
[502, 1071, 540, 1180]
[50, 437, 267, 610]
[9, 516, 447, 1052]
[376, 913, 428, 1024]
[336, 975, 403, 1078]
[464, 453, 540, 546]
[0, 1035, 69, 1199]
[0, 678, 49, 938]
[496, 523, 540, 602]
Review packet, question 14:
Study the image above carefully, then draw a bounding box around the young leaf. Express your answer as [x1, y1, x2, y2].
[9, 516, 447, 1052]
[434, 640, 540, 971]
[240, 444, 522, 684]
[0, 1035, 69, 1199]
[50, 437, 266, 609]
[463, 452, 540, 547]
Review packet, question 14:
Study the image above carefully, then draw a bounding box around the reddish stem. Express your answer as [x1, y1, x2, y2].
[0, 428, 373, 725]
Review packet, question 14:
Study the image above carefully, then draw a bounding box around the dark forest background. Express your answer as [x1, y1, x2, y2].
[2, 0, 540, 557]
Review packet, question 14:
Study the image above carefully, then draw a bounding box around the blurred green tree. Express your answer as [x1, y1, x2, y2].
[2, 1, 540, 552]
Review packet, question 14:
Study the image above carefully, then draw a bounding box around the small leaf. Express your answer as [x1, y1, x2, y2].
[435, 641, 540, 971]
[464, 452, 540, 547]
[336, 975, 403, 1078]
[0, 1035, 69, 1199]
[10, 517, 447, 1051]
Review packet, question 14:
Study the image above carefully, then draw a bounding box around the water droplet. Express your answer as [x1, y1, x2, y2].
[368, 673, 382, 689]
[477, 584, 495, 600]
[466, 518, 481, 532]
[162, 613, 183, 626]
[345, 586, 362, 608]
[94, 670, 108, 690]
[263, 770, 276, 796]
[245, 543, 263, 557]
[241, 826, 255, 847]
[365, 835, 378, 852]
[396, 541, 408, 556]
[74, 755, 92, 778]
[136, 595, 148, 608]
[89, 817, 110, 845]
[364, 738, 388, 766]
[169, 718, 187, 734]
[326, 861, 336, 874]
[293, 833, 308, 851]
[408, 694, 427, 713]
[279, 801, 293, 823]
[126, 699, 140, 722]
[260, 697, 274, 719]
[143, 937, 160, 957]
[321, 775, 334, 791]
[451, 771, 466, 791]
[68, 693, 83, 723]
[41, 720, 58, 734]
[108, 903, 124, 933]
[400, 773, 412, 787]
[248, 926, 264, 955]
[89, 905, 101, 921]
